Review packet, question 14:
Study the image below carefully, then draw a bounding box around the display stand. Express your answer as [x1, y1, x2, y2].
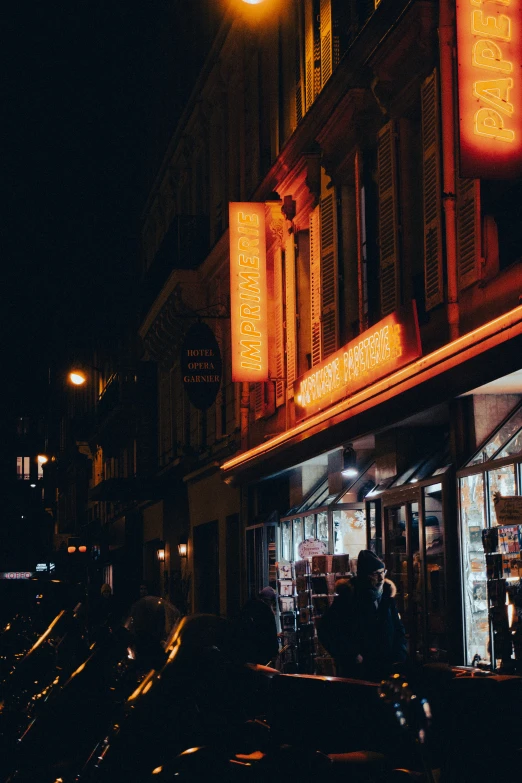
[277, 553, 351, 675]
[483, 523, 522, 672]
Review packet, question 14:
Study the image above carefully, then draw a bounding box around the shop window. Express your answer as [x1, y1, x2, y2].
[468, 403, 522, 466]
[281, 520, 292, 561]
[488, 464, 516, 524]
[423, 484, 447, 662]
[317, 510, 329, 545]
[460, 473, 488, 663]
[304, 514, 315, 539]
[332, 508, 366, 560]
[293, 518, 304, 561]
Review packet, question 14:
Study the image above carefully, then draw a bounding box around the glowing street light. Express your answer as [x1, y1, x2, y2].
[241, 0, 266, 4]
[68, 370, 88, 386]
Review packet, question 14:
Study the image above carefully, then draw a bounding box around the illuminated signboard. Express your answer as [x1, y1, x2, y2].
[0, 572, 33, 579]
[229, 202, 268, 382]
[456, 0, 522, 178]
[294, 302, 421, 421]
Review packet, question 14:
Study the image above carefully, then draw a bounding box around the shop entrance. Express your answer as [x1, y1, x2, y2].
[382, 482, 447, 665]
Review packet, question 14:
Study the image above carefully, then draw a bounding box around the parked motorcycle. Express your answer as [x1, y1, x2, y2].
[2, 620, 140, 783]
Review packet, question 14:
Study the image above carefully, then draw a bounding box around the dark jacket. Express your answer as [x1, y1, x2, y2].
[317, 578, 407, 682]
[238, 597, 279, 665]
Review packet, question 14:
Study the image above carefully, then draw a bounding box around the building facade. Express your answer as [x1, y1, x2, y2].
[133, 0, 522, 668]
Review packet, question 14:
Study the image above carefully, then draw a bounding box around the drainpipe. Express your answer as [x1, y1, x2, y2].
[439, 0, 460, 341]
[240, 381, 250, 451]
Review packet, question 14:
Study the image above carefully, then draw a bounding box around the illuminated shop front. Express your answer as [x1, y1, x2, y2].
[226, 307, 522, 673]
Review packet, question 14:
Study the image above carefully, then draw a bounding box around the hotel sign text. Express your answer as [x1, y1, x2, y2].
[457, 0, 522, 178]
[294, 303, 422, 421]
[229, 203, 269, 382]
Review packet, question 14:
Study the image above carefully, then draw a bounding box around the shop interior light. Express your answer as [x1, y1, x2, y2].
[341, 445, 358, 478]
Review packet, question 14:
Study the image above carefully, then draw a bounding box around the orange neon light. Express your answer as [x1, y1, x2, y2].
[221, 303, 522, 475]
[294, 303, 421, 421]
[457, 0, 522, 177]
[229, 203, 269, 382]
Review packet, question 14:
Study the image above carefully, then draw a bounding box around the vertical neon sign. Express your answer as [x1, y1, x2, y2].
[229, 203, 269, 382]
[456, 0, 522, 178]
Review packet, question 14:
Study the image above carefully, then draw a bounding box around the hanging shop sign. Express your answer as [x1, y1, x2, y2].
[180, 322, 222, 410]
[229, 202, 269, 382]
[494, 494, 522, 525]
[298, 538, 328, 559]
[456, 0, 522, 178]
[294, 302, 422, 422]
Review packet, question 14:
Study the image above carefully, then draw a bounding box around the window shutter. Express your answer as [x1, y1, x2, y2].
[254, 382, 265, 420]
[310, 207, 322, 367]
[320, 185, 339, 358]
[305, 0, 315, 111]
[274, 247, 285, 406]
[295, 13, 304, 124]
[377, 121, 400, 316]
[457, 178, 481, 291]
[320, 0, 333, 87]
[285, 233, 297, 394]
[305, 0, 321, 111]
[421, 69, 444, 311]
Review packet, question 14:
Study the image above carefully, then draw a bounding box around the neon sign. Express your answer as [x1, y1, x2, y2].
[229, 203, 269, 382]
[294, 303, 421, 421]
[457, 0, 522, 178]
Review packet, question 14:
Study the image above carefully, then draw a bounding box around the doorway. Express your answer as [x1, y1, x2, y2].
[193, 520, 220, 614]
[383, 482, 447, 664]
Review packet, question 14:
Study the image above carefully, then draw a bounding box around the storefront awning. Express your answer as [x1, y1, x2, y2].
[222, 305, 522, 486]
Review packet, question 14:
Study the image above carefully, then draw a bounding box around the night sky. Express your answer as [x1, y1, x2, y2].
[3, 0, 220, 417]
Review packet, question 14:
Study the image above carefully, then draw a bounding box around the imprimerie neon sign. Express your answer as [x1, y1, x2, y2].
[294, 303, 421, 421]
[229, 202, 269, 382]
[456, 0, 522, 178]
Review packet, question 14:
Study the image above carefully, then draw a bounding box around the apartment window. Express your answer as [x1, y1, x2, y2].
[16, 457, 30, 481]
[481, 179, 522, 275]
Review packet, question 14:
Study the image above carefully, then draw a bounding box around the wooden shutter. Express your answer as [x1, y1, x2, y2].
[274, 247, 286, 406]
[305, 0, 315, 111]
[457, 178, 481, 291]
[320, 184, 339, 358]
[295, 6, 305, 124]
[320, 0, 333, 87]
[377, 121, 400, 316]
[254, 382, 265, 420]
[310, 207, 322, 367]
[285, 233, 297, 394]
[421, 69, 444, 311]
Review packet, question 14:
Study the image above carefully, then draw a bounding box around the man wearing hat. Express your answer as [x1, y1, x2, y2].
[317, 550, 407, 681]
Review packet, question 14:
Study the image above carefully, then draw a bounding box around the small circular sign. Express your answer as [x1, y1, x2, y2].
[298, 538, 327, 559]
[180, 322, 222, 411]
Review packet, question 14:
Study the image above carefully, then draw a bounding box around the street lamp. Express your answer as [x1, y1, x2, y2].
[69, 371, 88, 386]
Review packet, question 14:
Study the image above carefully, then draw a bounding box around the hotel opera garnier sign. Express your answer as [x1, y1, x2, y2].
[180, 322, 222, 411]
[456, 0, 522, 178]
[294, 302, 422, 422]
